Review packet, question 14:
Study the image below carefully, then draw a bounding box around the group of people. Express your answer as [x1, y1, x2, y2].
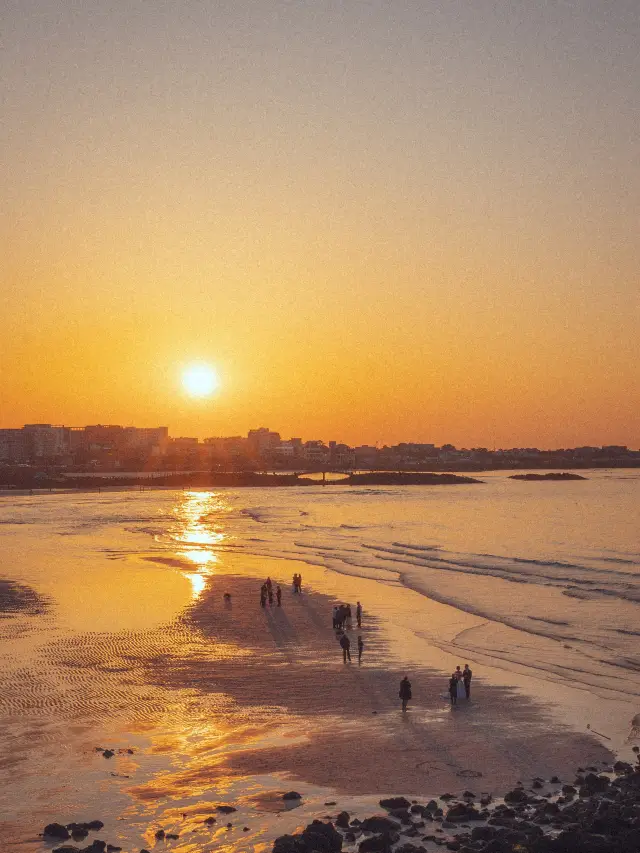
[332, 601, 362, 631]
[259, 576, 282, 608]
[333, 601, 364, 664]
[338, 630, 364, 664]
[257, 575, 475, 711]
[448, 664, 473, 704]
[398, 664, 473, 713]
[258, 573, 304, 606]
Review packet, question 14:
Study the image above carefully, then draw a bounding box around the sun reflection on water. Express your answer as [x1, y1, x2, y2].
[172, 491, 230, 600]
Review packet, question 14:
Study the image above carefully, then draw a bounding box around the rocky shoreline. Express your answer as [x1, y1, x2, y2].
[273, 755, 640, 853]
[508, 473, 587, 481]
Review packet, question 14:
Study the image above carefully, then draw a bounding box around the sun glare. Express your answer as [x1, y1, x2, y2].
[182, 364, 220, 398]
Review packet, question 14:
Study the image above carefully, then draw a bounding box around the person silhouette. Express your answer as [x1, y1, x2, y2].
[449, 673, 458, 705]
[463, 664, 472, 698]
[399, 676, 412, 712]
[357, 635, 364, 664]
[339, 633, 351, 663]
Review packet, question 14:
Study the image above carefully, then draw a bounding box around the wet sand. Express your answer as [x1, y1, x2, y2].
[0, 550, 613, 851]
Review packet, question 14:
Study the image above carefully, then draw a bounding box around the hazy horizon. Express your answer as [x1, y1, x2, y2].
[3, 1, 639, 447]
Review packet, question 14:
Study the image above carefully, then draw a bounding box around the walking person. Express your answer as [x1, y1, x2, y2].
[399, 675, 412, 712]
[339, 632, 351, 663]
[345, 603, 353, 630]
[357, 635, 364, 664]
[297, 573, 302, 593]
[463, 664, 472, 698]
[276, 585, 282, 606]
[267, 585, 274, 606]
[260, 588, 267, 608]
[292, 574, 298, 593]
[455, 666, 465, 701]
[356, 601, 362, 628]
[449, 673, 458, 705]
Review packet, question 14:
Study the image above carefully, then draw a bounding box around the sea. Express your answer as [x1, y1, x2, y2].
[0, 469, 638, 847]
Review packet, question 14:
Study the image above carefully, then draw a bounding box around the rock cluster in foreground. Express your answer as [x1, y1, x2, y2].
[273, 758, 640, 853]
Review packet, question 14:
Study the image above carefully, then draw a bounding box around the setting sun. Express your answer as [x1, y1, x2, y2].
[182, 364, 220, 398]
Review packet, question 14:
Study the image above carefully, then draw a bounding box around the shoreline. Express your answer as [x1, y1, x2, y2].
[1, 490, 638, 851]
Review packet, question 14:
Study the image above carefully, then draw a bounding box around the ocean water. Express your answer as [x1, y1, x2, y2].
[2, 471, 639, 702]
[0, 470, 639, 846]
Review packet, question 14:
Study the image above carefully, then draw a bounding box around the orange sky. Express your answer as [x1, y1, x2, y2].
[2, 2, 639, 448]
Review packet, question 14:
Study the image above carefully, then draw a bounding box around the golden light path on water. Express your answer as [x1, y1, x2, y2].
[173, 491, 228, 600]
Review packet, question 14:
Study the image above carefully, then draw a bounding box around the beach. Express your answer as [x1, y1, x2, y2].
[0, 476, 638, 851]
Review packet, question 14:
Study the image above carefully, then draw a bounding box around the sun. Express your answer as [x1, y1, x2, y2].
[182, 364, 220, 398]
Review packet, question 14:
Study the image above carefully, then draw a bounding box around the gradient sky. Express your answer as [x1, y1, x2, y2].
[2, 1, 639, 447]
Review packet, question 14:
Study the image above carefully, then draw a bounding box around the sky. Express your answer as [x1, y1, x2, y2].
[2, 0, 639, 448]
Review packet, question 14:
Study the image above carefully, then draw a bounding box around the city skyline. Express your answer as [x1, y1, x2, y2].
[3, 3, 639, 448]
[0, 421, 637, 457]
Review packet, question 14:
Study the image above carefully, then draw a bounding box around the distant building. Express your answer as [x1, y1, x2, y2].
[302, 441, 330, 464]
[247, 428, 281, 456]
[23, 424, 70, 459]
[0, 429, 27, 462]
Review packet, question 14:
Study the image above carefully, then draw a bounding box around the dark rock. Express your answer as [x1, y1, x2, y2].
[360, 816, 401, 834]
[217, 805, 237, 813]
[226, 823, 233, 829]
[273, 833, 303, 853]
[480, 795, 492, 806]
[471, 826, 498, 842]
[336, 812, 350, 829]
[389, 808, 413, 825]
[359, 834, 394, 853]
[154, 830, 165, 839]
[562, 785, 576, 794]
[283, 791, 303, 801]
[445, 843, 460, 851]
[102, 750, 114, 759]
[86, 843, 106, 853]
[440, 794, 455, 801]
[445, 804, 481, 822]
[614, 761, 634, 775]
[204, 816, 216, 824]
[106, 846, 122, 852]
[580, 773, 610, 795]
[244, 827, 250, 832]
[45, 824, 71, 840]
[396, 845, 426, 853]
[325, 802, 337, 806]
[532, 780, 544, 789]
[619, 828, 640, 852]
[550, 829, 612, 853]
[69, 827, 89, 840]
[299, 820, 343, 853]
[52, 848, 80, 853]
[426, 800, 439, 812]
[345, 833, 356, 843]
[504, 789, 529, 804]
[380, 797, 412, 810]
[550, 776, 561, 784]
[165, 835, 179, 840]
[462, 791, 475, 799]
